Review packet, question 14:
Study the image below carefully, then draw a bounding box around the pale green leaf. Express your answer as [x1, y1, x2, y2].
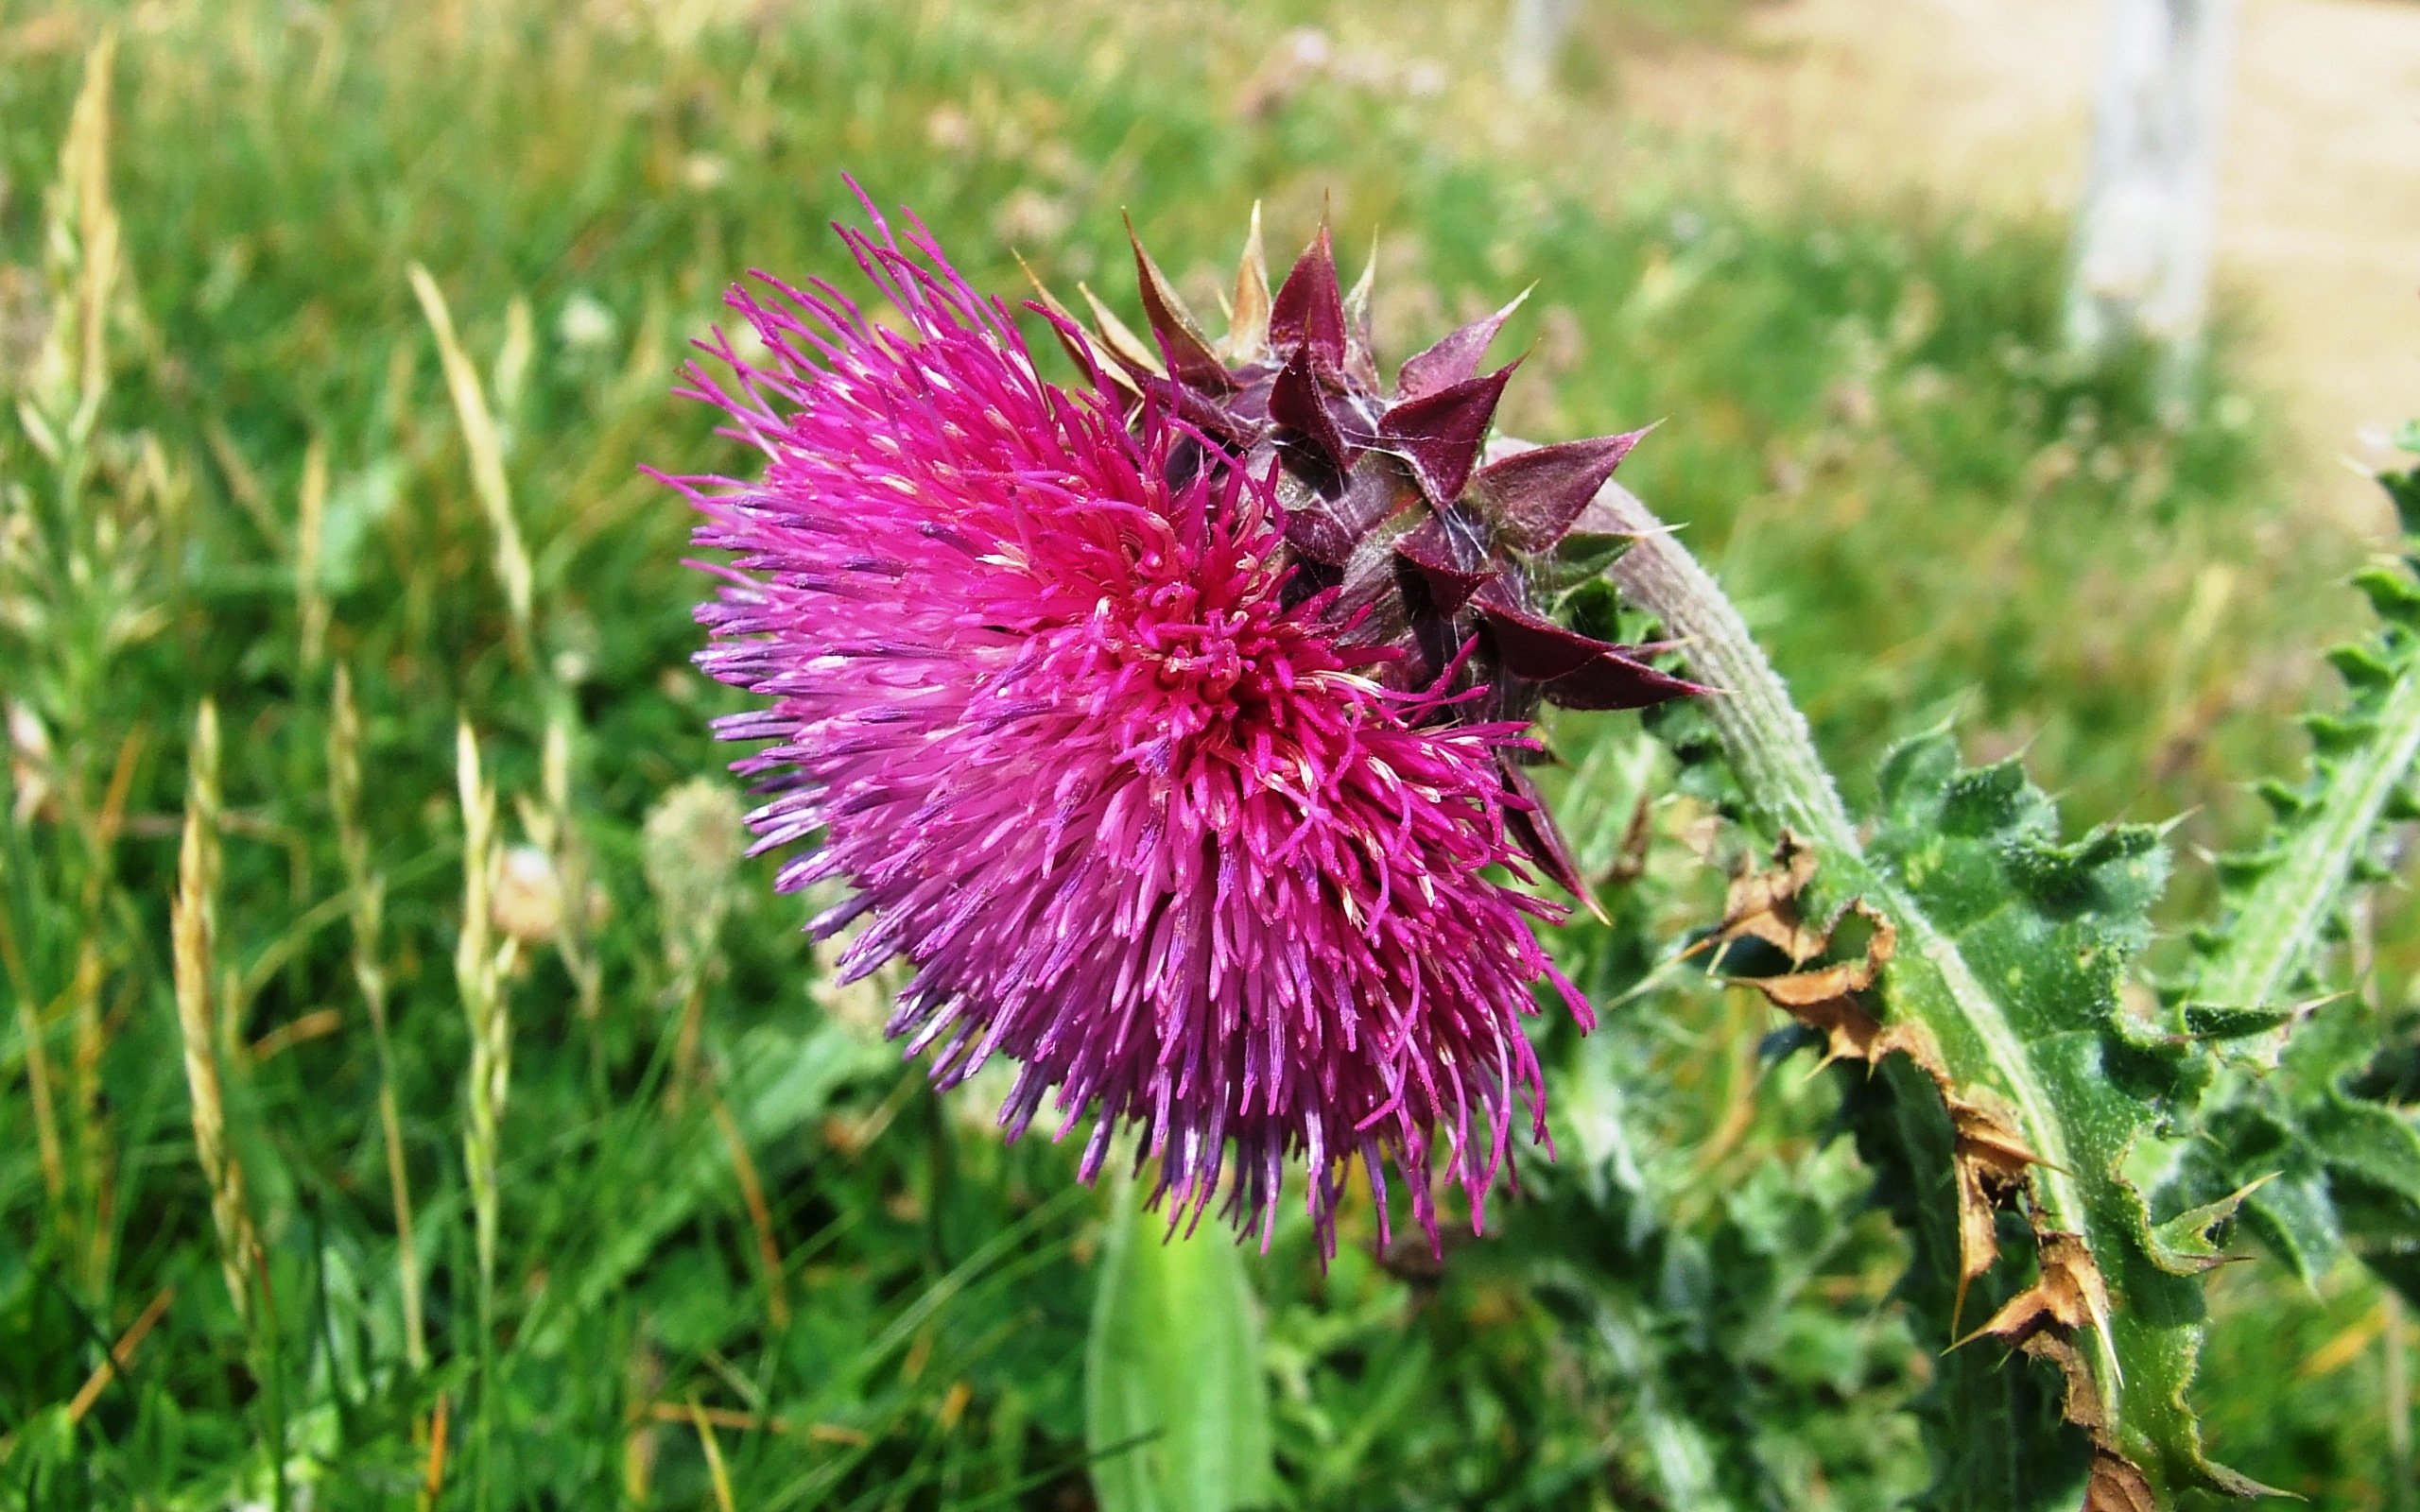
[1085, 1174, 1274, 1512]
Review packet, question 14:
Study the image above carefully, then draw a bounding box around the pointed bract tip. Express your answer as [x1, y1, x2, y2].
[1015, 253, 1141, 399]
[1472, 586, 1705, 711]
[1475, 427, 1652, 552]
[1225, 201, 1273, 363]
[1346, 233, 1377, 322]
[1076, 281, 1163, 377]
[1341, 232, 1382, 387]
[1122, 212, 1232, 387]
[1270, 220, 1348, 370]
[1397, 288, 1530, 402]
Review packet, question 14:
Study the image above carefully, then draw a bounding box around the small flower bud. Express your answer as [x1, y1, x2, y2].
[641, 778, 743, 979]
[490, 844, 563, 946]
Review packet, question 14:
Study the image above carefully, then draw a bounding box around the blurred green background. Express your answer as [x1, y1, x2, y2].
[0, 0, 2407, 1506]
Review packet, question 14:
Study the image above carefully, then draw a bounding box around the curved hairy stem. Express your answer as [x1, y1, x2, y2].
[1598, 486, 2093, 1246]
[1590, 487, 1858, 855]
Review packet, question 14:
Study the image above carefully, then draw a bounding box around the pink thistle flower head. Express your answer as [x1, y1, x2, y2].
[659, 193, 1649, 1257]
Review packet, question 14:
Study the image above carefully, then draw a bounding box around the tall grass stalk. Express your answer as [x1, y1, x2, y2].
[8, 27, 126, 1286]
[169, 697, 291, 1503]
[331, 666, 425, 1370]
[67, 733, 136, 1292]
[33, 29, 117, 452]
[65, 935, 109, 1291]
[169, 699, 253, 1321]
[455, 720, 514, 1504]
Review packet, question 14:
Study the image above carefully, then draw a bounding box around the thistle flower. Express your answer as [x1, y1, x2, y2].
[660, 198, 1685, 1255]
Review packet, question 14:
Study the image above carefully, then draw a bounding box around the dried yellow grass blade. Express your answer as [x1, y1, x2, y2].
[50, 30, 120, 426]
[709, 1091, 792, 1328]
[297, 435, 329, 668]
[66, 1285, 173, 1424]
[689, 1399, 738, 1512]
[409, 266, 534, 652]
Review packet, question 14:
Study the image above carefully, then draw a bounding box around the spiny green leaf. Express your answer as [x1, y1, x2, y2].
[2181, 1003, 2295, 1041]
[2301, 711, 2375, 756]
[2325, 641, 2395, 689]
[2147, 1179, 2265, 1275]
[1838, 1058, 2090, 1510]
[1707, 731, 2252, 1503]
[1854, 733, 2255, 1502]
[2184, 1001, 2420, 1297]
[2175, 451, 2420, 1306]
[2354, 564, 2420, 627]
[1604, 478, 2255, 1501]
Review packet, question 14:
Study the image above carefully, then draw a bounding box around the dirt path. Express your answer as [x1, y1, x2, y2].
[1615, 0, 2420, 528]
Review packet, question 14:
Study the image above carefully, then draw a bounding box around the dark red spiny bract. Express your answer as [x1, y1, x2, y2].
[661, 197, 1669, 1257]
[1054, 209, 1705, 900]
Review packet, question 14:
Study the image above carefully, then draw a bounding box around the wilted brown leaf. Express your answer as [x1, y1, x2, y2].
[1966, 1231, 2113, 1349]
[2084, 1452, 2161, 1512]
[1711, 832, 1824, 962]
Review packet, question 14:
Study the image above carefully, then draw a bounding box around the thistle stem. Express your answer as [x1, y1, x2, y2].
[1592, 482, 1858, 855]
[2198, 669, 2420, 1056]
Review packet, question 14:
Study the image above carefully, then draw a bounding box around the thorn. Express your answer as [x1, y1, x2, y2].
[1011, 249, 1063, 308]
[1121, 213, 1231, 386]
[1075, 282, 1164, 376]
[1225, 201, 1272, 363]
[2152, 807, 2204, 839]
[1013, 253, 1142, 395]
[1346, 231, 1377, 321]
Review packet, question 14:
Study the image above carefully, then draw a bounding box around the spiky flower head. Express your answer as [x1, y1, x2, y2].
[661, 196, 1690, 1256]
[1045, 212, 1702, 897]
